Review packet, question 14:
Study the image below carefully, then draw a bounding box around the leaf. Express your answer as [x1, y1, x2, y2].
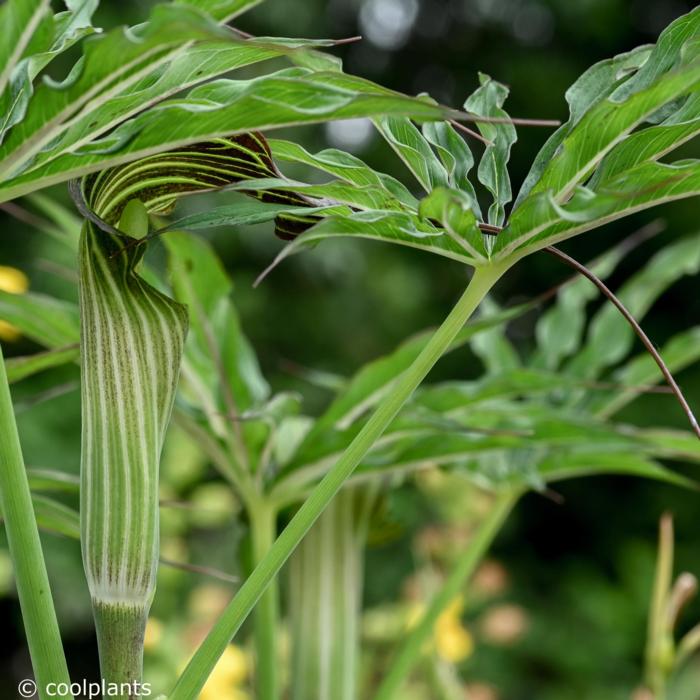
[468, 298, 521, 374]
[514, 43, 652, 208]
[163, 199, 343, 233]
[592, 326, 700, 418]
[537, 452, 696, 490]
[517, 11, 700, 205]
[27, 468, 80, 493]
[272, 301, 541, 493]
[463, 73, 517, 227]
[174, 0, 265, 22]
[588, 91, 700, 187]
[374, 116, 449, 193]
[228, 176, 404, 212]
[0, 0, 100, 145]
[0, 3, 236, 178]
[421, 120, 480, 217]
[269, 138, 418, 208]
[0, 290, 79, 347]
[17, 35, 352, 180]
[5, 345, 79, 383]
[0, 69, 464, 203]
[31, 494, 80, 539]
[494, 159, 700, 259]
[165, 230, 269, 421]
[418, 186, 488, 261]
[532, 227, 661, 370]
[567, 232, 700, 378]
[258, 209, 480, 281]
[0, 0, 52, 98]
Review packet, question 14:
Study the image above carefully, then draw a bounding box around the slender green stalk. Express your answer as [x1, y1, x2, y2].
[93, 603, 146, 692]
[645, 513, 674, 699]
[289, 486, 376, 700]
[373, 490, 518, 700]
[170, 263, 509, 700]
[0, 345, 73, 700]
[250, 502, 280, 700]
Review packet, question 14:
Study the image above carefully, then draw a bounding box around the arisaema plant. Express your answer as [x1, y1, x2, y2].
[1, 2, 700, 699]
[4, 205, 700, 698]
[0, 0, 501, 698]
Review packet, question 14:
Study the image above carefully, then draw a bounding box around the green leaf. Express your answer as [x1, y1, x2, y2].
[0, 290, 79, 347]
[468, 298, 521, 374]
[0, 69, 464, 203]
[0, 0, 100, 145]
[17, 35, 352, 181]
[173, 0, 265, 22]
[592, 326, 700, 418]
[538, 452, 696, 490]
[269, 138, 417, 207]
[463, 73, 517, 227]
[271, 301, 540, 495]
[5, 345, 79, 383]
[27, 468, 80, 494]
[421, 120, 480, 217]
[374, 116, 449, 192]
[31, 495, 80, 539]
[588, 91, 700, 187]
[165, 230, 269, 419]
[495, 159, 700, 259]
[514, 44, 652, 208]
[567, 232, 700, 378]
[0, 0, 52, 98]
[518, 11, 700, 205]
[258, 209, 480, 281]
[532, 227, 660, 370]
[418, 186, 488, 261]
[163, 199, 343, 233]
[0, 3, 236, 179]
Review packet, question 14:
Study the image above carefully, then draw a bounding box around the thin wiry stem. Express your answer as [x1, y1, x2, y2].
[159, 558, 239, 584]
[545, 245, 700, 440]
[448, 119, 494, 147]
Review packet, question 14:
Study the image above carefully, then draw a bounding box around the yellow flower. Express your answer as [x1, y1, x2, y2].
[435, 596, 474, 663]
[143, 618, 164, 651]
[0, 265, 29, 342]
[199, 644, 249, 700]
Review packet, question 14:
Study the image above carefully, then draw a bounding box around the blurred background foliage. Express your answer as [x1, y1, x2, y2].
[1, 1, 700, 699]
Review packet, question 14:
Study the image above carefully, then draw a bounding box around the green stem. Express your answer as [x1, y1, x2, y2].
[373, 490, 518, 700]
[0, 345, 73, 700]
[170, 264, 508, 700]
[645, 514, 674, 699]
[93, 603, 147, 700]
[250, 502, 280, 700]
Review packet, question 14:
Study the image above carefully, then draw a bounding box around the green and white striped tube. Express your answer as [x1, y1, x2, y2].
[288, 486, 377, 700]
[73, 132, 299, 689]
[79, 200, 188, 688]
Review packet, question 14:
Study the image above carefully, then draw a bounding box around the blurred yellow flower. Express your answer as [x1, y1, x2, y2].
[435, 596, 474, 663]
[199, 644, 250, 700]
[0, 265, 29, 342]
[143, 618, 164, 651]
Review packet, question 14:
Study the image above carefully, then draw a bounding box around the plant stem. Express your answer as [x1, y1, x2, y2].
[0, 345, 73, 700]
[250, 502, 280, 700]
[93, 603, 147, 699]
[373, 490, 518, 700]
[645, 513, 674, 699]
[170, 263, 509, 700]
